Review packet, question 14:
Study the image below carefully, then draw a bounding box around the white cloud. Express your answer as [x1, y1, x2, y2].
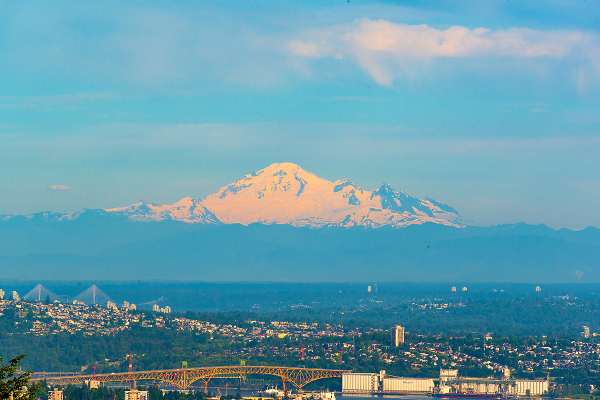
[47, 185, 71, 191]
[289, 19, 600, 86]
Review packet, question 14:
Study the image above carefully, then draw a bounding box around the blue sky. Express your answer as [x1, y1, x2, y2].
[1, 0, 599, 229]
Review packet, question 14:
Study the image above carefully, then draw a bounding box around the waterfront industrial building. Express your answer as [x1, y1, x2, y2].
[342, 370, 549, 397]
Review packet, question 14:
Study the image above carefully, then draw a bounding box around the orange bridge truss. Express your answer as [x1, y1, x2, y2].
[33, 366, 350, 391]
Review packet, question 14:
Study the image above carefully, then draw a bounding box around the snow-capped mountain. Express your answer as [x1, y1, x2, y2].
[201, 162, 465, 228]
[106, 197, 220, 224]
[101, 162, 465, 228]
[0, 163, 466, 228]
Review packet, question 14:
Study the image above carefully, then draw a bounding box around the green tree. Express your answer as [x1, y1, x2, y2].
[0, 347, 42, 400]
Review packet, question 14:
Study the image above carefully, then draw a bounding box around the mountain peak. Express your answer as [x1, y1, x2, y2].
[199, 163, 465, 228]
[261, 162, 303, 172]
[95, 163, 466, 228]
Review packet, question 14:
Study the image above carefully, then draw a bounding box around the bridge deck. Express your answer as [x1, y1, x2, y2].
[32, 366, 351, 390]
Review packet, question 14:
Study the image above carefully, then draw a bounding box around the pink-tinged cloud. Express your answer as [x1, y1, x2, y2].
[289, 19, 600, 86]
[47, 185, 71, 191]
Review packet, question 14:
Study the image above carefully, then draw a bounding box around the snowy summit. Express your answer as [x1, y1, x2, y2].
[107, 162, 466, 228]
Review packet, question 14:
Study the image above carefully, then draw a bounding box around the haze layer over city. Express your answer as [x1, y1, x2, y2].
[1, 2, 600, 400]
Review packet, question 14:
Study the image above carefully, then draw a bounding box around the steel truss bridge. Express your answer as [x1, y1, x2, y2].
[33, 366, 350, 391]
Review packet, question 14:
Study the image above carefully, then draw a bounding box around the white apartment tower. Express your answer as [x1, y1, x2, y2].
[391, 325, 405, 347]
[582, 326, 590, 338]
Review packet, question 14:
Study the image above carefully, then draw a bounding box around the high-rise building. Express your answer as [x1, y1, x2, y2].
[391, 325, 405, 347]
[123, 301, 130, 309]
[11, 291, 19, 301]
[582, 326, 590, 338]
[164, 306, 171, 314]
[48, 389, 64, 400]
[451, 286, 456, 292]
[535, 286, 541, 292]
[107, 301, 117, 310]
[367, 286, 372, 292]
[461, 287, 467, 291]
[152, 304, 159, 312]
[0, 289, 5, 299]
[129, 304, 137, 311]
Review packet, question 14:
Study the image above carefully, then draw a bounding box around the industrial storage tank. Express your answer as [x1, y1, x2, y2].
[460, 382, 500, 394]
[516, 380, 548, 396]
[342, 373, 379, 393]
[382, 377, 434, 393]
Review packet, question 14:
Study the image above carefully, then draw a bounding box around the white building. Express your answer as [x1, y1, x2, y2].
[48, 389, 64, 400]
[129, 304, 137, 311]
[11, 291, 19, 301]
[85, 380, 101, 389]
[462, 287, 467, 291]
[152, 304, 159, 312]
[342, 373, 379, 393]
[107, 301, 117, 310]
[125, 389, 148, 400]
[383, 377, 434, 393]
[123, 301, 130, 309]
[451, 286, 456, 292]
[440, 369, 459, 382]
[391, 325, 405, 346]
[582, 326, 590, 338]
[535, 286, 541, 292]
[163, 306, 171, 314]
[515, 380, 548, 396]
[0, 289, 5, 299]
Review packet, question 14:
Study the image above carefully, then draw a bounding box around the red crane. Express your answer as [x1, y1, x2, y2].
[128, 352, 136, 388]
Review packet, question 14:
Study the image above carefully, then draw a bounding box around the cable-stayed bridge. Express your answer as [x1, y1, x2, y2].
[23, 284, 59, 302]
[20, 284, 116, 306]
[32, 366, 350, 391]
[72, 285, 114, 305]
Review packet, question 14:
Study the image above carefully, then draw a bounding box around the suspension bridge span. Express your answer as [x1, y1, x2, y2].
[33, 366, 351, 391]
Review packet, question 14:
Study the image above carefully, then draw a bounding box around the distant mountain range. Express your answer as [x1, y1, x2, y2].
[1, 163, 598, 283]
[1, 162, 466, 228]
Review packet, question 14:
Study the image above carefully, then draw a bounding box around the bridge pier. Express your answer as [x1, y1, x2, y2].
[282, 378, 287, 395]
